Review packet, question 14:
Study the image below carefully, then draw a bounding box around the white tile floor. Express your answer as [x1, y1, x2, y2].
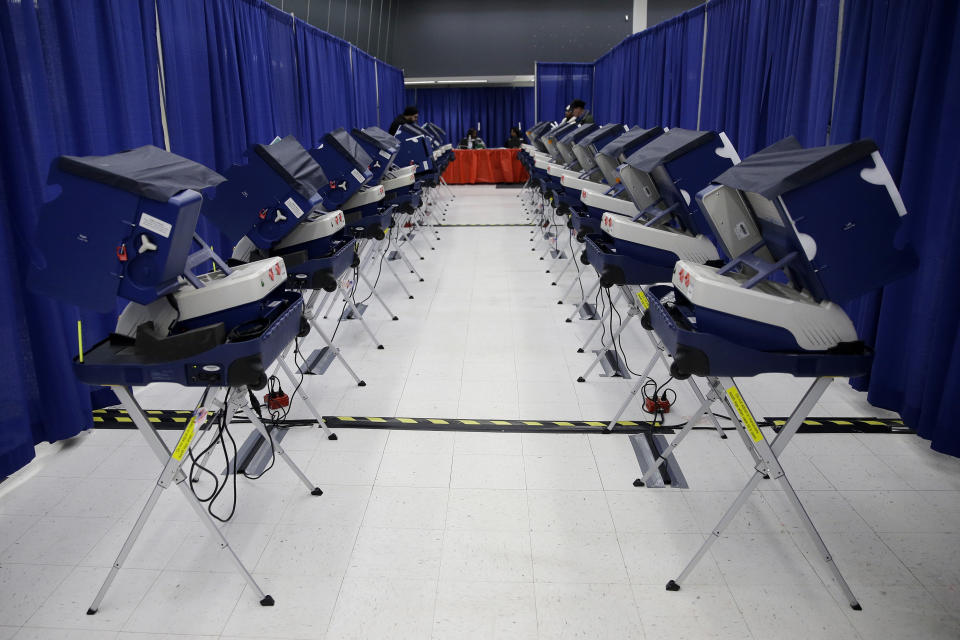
[1, 184, 959, 639]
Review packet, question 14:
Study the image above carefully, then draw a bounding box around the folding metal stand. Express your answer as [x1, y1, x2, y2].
[358, 227, 424, 293]
[270, 289, 365, 386]
[664, 376, 862, 611]
[438, 176, 456, 200]
[313, 275, 385, 348]
[572, 288, 626, 348]
[564, 278, 603, 323]
[87, 385, 323, 614]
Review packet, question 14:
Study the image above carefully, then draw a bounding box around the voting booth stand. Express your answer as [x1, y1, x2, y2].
[648, 139, 913, 606]
[522, 114, 915, 604]
[29, 147, 326, 612]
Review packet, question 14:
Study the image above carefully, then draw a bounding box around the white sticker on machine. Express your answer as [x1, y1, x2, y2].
[284, 197, 305, 218]
[351, 169, 365, 183]
[139, 213, 172, 238]
[422, 161, 429, 170]
[734, 221, 751, 240]
[379, 150, 392, 159]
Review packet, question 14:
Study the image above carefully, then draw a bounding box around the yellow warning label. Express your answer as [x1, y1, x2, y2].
[726, 386, 763, 443]
[636, 289, 650, 310]
[172, 410, 204, 461]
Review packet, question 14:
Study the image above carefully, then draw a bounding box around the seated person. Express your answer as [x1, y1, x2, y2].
[458, 128, 486, 149]
[389, 105, 419, 135]
[505, 127, 523, 148]
[561, 105, 575, 125]
[569, 99, 594, 124]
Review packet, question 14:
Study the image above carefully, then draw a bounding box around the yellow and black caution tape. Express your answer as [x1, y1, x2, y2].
[325, 416, 665, 433]
[434, 223, 535, 227]
[91, 409, 912, 435]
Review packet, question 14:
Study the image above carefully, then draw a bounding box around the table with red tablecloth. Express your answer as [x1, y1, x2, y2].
[441, 148, 529, 184]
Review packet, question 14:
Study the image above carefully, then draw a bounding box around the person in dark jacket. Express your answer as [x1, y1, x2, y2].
[389, 106, 419, 135]
[505, 127, 523, 148]
[569, 99, 595, 124]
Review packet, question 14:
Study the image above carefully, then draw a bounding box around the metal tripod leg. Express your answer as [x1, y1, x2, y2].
[566, 279, 602, 322]
[273, 357, 337, 439]
[89, 387, 273, 613]
[381, 253, 415, 298]
[633, 378, 722, 486]
[337, 281, 383, 349]
[665, 377, 860, 610]
[232, 390, 327, 490]
[558, 267, 587, 304]
[606, 350, 660, 432]
[576, 288, 624, 351]
[394, 244, 425, 281]
[577, 304, 636, 381]
[550, 251, 575, 284]
[358, 270, 398, 320]
[307, 315, 365, 385]
[318, 288, 340, 319]
[641, 329, 728, 441]
[401, 226, 426, 261]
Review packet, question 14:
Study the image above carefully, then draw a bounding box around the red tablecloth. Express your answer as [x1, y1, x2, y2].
[442, 148, 529, 184]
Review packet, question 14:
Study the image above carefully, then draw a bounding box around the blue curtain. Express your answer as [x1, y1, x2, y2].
[352, 47, 379, 128]
[0, 0, 164, 476]
[405, 87, 535, 147]
[155, 0, 248, 253]
[297, 22, 354, 147]
[590, 6, 704, 128]
[232, 0, 281, 145]
[535, 62, 593, 122]
[660, 7, 705, 128]
[699, 0, 839, 155]
[831, 0, 960, 456]
[263, 5, 302, 140]
[376, 61, 406, 129]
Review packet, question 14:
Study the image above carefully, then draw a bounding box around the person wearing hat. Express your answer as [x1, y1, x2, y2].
[561, 104, 575, 124]
[389, 105, 419, 135]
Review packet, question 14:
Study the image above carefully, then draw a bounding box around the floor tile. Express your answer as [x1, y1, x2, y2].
[450, 454, 525, 490]
[530, 530, 628, 583]
[375, 452, 452, 488]
[527, 489, 614, 532]
[535, 582, 645, 640]
[362, 486, 449, 529]
[523, 455, 602, 491]
[122, 571, 246, 636]
[347, 527, 443, 580]
[439, 530, 532, 582]
[221, 574, 341, 639]
[325, 577, 436, 640]
[432, 581, 537, 640]
[444, 489, 529, 532]
[0, 564, 73, 626]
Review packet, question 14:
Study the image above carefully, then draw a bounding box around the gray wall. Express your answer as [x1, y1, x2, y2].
[647, 0, 704, 28]
[392, 0, 632, 77]
[266, 0, 399, 61]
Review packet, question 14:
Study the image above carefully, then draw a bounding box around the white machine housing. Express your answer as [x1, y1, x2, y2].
[581, 189, 638, 217]
[601, 212, 720, 264]
[343, 183, 386, 209]
[273, 209, 345, 250]
[671, 260, 858, 351]
[116, 258, 288, 337]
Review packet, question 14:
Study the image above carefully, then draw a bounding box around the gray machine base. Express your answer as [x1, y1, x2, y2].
[629, 433, 687, 488]
[592, 348, 631, 379]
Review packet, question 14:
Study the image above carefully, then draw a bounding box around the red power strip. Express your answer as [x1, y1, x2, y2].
[264, 392, 289, 411]
[644, 398, 672, 414]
